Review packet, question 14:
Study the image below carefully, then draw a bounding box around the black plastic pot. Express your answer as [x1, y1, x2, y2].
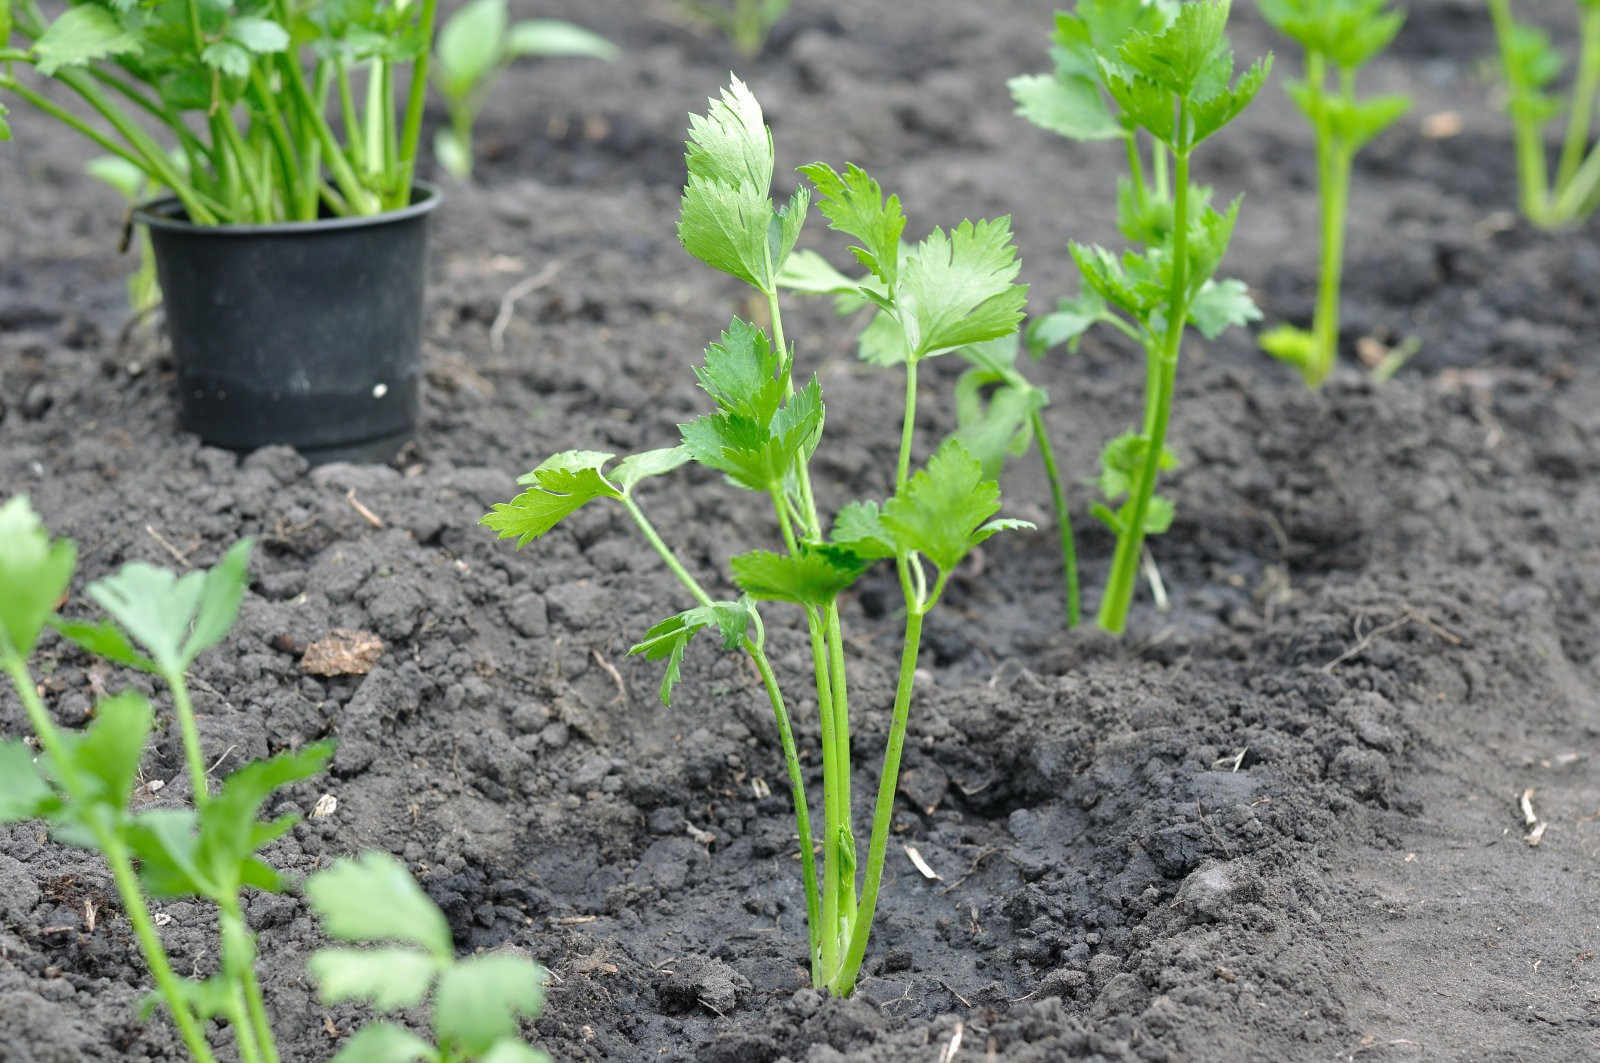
[134, 185, 441, 464]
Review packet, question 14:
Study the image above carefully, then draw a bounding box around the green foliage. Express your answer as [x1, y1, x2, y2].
[0, 495, 76, 660]
[1485, 0, 1600, 226]
[1013, 0, 1266, 633]
[1256, 0, 1409, 386]
[488, 78, 1031, 999]
[682, 0, 792, 57]
[432, 0, 616, 180]
[309, 852, 551, 1063]
[629, 600, 755, 704]
[482, 448, 689, 546]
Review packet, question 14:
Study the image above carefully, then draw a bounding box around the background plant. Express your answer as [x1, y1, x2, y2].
[432, 0, 616, 181]
[484, 79, 1031, 996]
[1486, 0, 1600, 226]
[0, 0, 437, 223]
[1256, 0, 1409, 387]
[1010, 0, 1269, 634]
[681, 0, 790, 57]
[780, 256, 1081, 627]
[85, 153, 166, 317]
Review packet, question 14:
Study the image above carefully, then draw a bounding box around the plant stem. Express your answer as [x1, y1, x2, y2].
[1029, 407, 1079, 627]
[1098, 106, 1189, 634]
[1, 654, 219, 1063]
[896, 356, 918, 490]
[1555, 5, 1600, 196]
[619, 495, 821, 978]
[163, 670, 211, 807]
[830, 569, 944, 996]
[1487, 0, 1551, 224]
[394, 0, 440, 209]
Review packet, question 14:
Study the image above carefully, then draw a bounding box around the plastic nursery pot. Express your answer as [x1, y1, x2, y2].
[133, 185, 442, 464]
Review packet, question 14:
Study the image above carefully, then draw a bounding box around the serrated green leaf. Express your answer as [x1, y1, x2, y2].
[32, 5, 143, 75]
[228, 16, 290, 53]
[898, 219, 1027, 359]
[694, 317, 785, 422]
[1118, 0, 1231, 98]
[0, 495, 77, 660]
[610, 447, 692, 492]
[125, 808, 210, 897]
[1097, 431, 1179, 502]
[680, 377, 823, 492]
[1027, 291, 1113, 356]
[201, 40, 252, 79]
[309, 948, 441, 1011]
[0, 743, 54, 822]
[775, 249, 867, 296]
[1008, 72, 1122, 141]
[482, 451, 622, 546]
[1187, 277, 1259, 338]
[685, 76, 774, 192]
[507, 19, 617, 60]
[184, 539, 252, 667]
[1098, 59, 1175, 143]
[952, 363, 1043, 480]
[307, 852, 454, 962]
[729, 545, 868, 607]
[434, 952, 546, 1057]
[1092, 493, 1175, 535]
[1298, 89, 1410, 150]
[677, 174, 779, 291]
[629, 600, 754, 705]
[880, 440, 1001, 571]
[85, 155, 146, 200]
[327, 1021, 435, 1063]
[73, 691, 153, 814]
[855, 309, 909, 367]
[830, 501, 896, 561]
[436, 0, 507, 100]
[196, 742, 331, 893]
[1191, 55, 1271, 145]
[796, 162, 906, 289]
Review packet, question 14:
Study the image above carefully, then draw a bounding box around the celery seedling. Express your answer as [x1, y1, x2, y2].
[308, 852, 551, 1063]
[1011, 0, 1269, 634]
[432, 0, 617, 180]
[682, 0, 791, 57]
[0, 496, 331, 1063]
[1486, 0, 1600, 226]
[484, 79, 1031, 996]
[1255, 0, 1409, 387]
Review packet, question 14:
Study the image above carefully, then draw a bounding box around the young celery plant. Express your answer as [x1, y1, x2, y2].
[1257, 0, 1410, 387]
[681, 0, 791, 57]
[1486, 0, 1600, 226]
[0, 496, 331, 1063]
[432, 0, 617, 181]
[1011, 0, 1269, 634]
[483, 79, 1030, 996]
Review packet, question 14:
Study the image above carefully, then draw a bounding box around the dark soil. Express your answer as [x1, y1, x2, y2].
[3, 1, 1599, 1060]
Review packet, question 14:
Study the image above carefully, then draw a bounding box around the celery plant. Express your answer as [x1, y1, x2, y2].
[1011, 0, 1269, 634]
[1487, 0, 1600, 227]
[484, 79, 1032, 996]
[0, 496, 555, 1063]
[1256, 0, 1409, 387]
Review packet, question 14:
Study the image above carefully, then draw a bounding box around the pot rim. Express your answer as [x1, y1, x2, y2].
[132, 181, 442, 236]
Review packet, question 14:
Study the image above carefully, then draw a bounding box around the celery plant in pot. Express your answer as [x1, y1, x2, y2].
[0, 0, 445, 461]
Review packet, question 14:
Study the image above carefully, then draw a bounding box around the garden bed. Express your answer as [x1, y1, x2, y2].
[2, 0, 1597, 1059]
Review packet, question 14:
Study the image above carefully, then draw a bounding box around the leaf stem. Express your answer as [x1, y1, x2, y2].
[1098, 107, 1190, 634]
[1487, 0, 1552, 224]
[163, 669, 212, 807]
[1555, 5, 1600, 196]
[1, 654, 219, 1063]
[1029, 407, 1079, 627]
[394, 0, 440, 209]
